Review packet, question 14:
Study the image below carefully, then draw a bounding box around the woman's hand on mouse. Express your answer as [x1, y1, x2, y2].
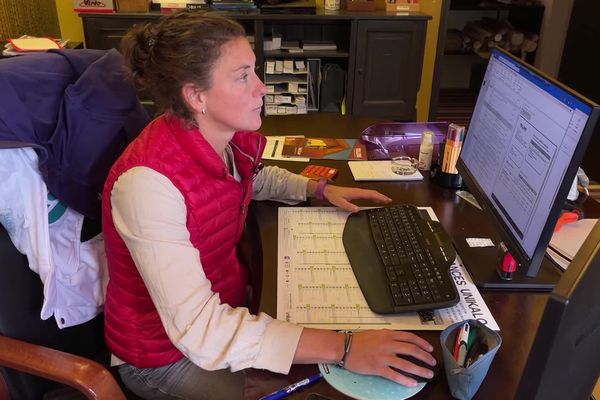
[343, 329, 436, 387]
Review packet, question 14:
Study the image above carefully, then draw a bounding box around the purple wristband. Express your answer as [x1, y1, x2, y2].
[316, 178, 328, 201]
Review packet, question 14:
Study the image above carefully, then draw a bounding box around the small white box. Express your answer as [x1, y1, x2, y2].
[275, 95, 292, 103]
[275, 60, 284, 74]
[263, 39, 275, 51]
[272, 36, 282, 49]
[283, 59, 294, 74]
[265, 104, 278, 115]
[294, 95, 306, 104]
[264, 94, 275, 103]
[265, 60, 275, 74]
[288, 82, 299, 93]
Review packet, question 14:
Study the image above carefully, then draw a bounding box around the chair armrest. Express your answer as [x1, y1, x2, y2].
[0, 335, 126, 400]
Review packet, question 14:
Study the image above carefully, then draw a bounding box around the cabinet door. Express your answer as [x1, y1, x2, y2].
[83, 16, 156, 50]
[352, 20, 426, 120]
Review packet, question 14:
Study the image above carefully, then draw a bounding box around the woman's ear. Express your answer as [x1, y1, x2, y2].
[181, 83, 206, 115]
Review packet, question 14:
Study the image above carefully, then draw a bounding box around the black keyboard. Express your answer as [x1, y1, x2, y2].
[342, 205, 459, 314]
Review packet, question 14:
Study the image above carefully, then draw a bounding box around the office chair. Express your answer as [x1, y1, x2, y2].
[0, 222, 130, 400]
[0, 48, 150, 400]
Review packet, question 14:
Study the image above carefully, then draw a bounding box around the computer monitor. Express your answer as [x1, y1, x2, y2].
[455, 48, 600, 290]
[514, 219, 600, 400]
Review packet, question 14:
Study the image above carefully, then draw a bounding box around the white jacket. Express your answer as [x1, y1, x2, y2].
[0, 147, 107, 328]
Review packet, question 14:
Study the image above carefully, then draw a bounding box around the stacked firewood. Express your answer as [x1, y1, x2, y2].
[445, 17, 538, 59]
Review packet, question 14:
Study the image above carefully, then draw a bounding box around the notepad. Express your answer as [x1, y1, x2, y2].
[348, 161, 423, 181]
[549, 218, 598, 261]
[7, 37, 62, 52]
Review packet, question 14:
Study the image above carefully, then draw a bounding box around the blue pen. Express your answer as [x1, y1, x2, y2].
[259, 373, 323, 400]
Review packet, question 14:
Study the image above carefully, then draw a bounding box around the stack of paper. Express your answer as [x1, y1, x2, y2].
[348, 161, 423, 181]
[547, 218, 598, 270]
[3, 36, 66, 56]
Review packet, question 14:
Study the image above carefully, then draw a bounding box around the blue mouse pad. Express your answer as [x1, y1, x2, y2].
[318, 364, 426, 400]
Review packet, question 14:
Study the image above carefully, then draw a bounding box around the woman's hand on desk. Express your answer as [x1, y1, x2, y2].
[345, 330, 436, 387]
[310, 182, 392, 213]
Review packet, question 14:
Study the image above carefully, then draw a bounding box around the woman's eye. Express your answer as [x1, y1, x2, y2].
[240, 73, 249, 82]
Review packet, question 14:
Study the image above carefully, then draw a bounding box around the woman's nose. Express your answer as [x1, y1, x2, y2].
[257, 80, 268, 97]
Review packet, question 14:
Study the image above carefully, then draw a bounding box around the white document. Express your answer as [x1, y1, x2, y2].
[277, 207, 500, 331]
[262, 136, 309, 162]
[348, 161, 423, 182]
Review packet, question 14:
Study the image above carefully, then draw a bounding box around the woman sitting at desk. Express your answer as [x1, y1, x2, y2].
[102, 11, 436, 400]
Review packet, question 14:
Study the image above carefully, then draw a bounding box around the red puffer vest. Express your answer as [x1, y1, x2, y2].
[102, 114, 265, 368]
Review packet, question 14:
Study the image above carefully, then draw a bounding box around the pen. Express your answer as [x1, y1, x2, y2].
[271, 140, 279, 158]
[259, 373, 323, 400]
[465, 336, 489, 368]
[454, 322, 470, 367]
[467, 325, 477, 352]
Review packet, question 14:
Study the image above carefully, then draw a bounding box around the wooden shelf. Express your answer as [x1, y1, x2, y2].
[264, 50, 349, 58]
[450, 1, 544, 11]
[80, 11, 429, 119]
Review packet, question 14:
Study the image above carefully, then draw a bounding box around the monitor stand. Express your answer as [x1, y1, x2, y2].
[454, 236, 562, 291]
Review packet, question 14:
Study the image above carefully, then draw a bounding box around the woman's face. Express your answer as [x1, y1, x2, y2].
[201, 36, 267, 134]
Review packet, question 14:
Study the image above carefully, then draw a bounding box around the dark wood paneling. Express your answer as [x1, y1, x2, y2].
[352, 20, 426, 120]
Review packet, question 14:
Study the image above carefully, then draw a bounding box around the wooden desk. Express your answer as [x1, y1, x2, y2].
[243, 113, 600, 400]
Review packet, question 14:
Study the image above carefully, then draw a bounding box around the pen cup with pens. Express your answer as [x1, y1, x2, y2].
[440, 319, 502, 400]
[431, 123, 465, 189]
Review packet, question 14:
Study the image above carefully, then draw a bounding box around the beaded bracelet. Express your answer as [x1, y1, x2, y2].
[316, 178, 328, 201]
[337, 331, 354, 369]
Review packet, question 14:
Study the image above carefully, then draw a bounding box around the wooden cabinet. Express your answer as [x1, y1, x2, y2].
[81, 11, 430, 120]
[352, 20, 426, 120]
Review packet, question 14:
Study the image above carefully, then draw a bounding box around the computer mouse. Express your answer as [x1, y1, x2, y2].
[391, 354, 440, 383]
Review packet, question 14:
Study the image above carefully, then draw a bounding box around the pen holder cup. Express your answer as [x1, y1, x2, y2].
[440, 320, 502, 400]
[431, 164, 464, 189]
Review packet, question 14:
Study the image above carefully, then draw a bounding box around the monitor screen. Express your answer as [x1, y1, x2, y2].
[456, 48, 599, 290]
[515, 219, 600, 400]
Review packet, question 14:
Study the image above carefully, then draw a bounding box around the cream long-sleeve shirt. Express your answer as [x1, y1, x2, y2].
[110, 160, 309, 373]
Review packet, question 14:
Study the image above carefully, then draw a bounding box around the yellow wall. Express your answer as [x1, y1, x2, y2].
[415, 0, 442, 121]
[55, 0, 84, 44]
[54, 0, 441, 120]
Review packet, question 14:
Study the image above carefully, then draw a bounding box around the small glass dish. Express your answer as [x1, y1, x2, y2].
[391, 156, 418, 175]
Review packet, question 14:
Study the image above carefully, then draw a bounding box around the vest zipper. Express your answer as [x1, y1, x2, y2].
[230, 136, 266, 215]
